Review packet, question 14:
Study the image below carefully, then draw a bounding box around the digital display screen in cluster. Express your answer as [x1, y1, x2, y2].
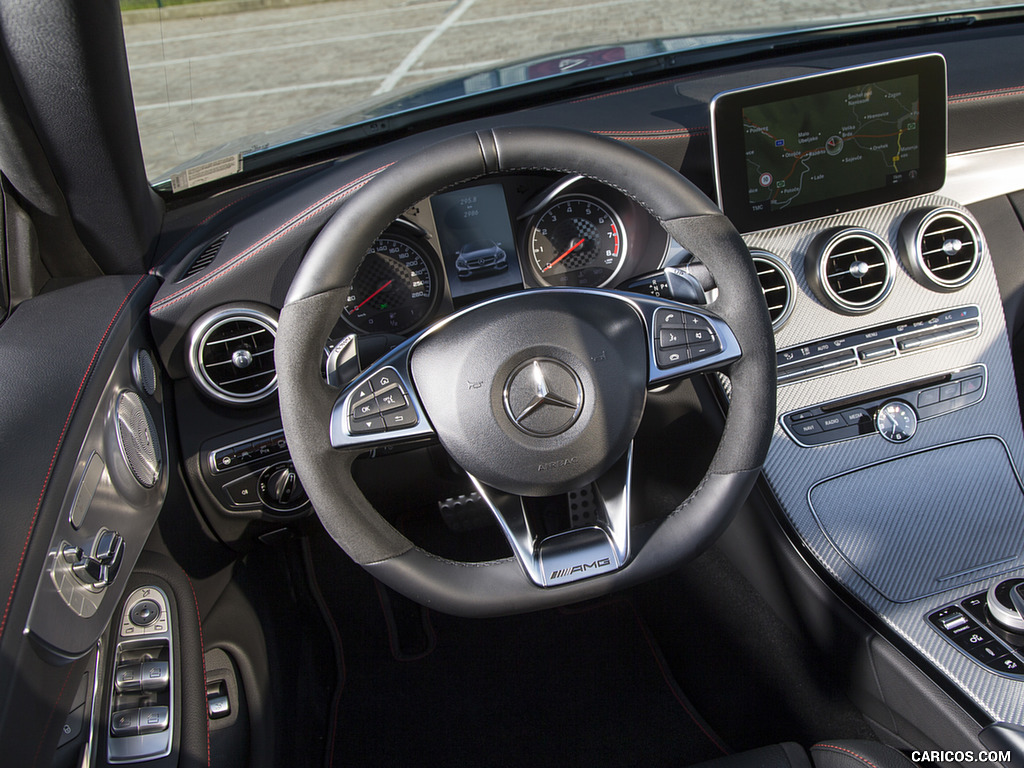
[431, 183, 524, 300]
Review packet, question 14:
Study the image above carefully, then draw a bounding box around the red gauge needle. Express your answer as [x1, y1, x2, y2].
[349, 279, 393, 313]
[543, 238, 585, 272]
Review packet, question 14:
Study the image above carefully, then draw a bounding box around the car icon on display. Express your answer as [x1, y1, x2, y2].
[454, 240, 508, 278]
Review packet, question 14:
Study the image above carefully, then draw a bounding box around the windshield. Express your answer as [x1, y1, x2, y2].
[122, 0, 1018, 184]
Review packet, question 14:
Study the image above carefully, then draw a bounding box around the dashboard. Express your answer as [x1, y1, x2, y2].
[135, 16, 1024, 753]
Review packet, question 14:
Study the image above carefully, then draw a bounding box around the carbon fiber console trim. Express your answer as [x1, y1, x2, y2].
[750, 194, 1024, 723]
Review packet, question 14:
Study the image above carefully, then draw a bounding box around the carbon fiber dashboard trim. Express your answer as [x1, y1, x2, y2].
[807, 437, 1024, 603]
[749, 194, 1024, 724]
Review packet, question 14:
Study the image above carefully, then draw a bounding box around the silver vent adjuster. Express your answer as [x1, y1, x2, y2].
[808, 228, 895, 314]
[750, 250, 794, 330]
[187, 305, 278, 405]
[899, 207, 982, 292]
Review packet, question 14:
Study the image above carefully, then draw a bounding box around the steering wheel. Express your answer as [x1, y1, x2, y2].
[276, 127, 775, 616]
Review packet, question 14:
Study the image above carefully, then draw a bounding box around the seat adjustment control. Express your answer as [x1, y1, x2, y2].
[68, 528, 124, 589]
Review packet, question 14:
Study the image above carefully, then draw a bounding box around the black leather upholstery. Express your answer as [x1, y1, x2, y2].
[693, 741, 916, 768]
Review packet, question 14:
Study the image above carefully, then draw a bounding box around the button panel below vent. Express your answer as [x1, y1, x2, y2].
[777, 305, 980, 385]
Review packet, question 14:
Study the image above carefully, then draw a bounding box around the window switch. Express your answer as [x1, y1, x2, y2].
[141, 661, 170, 692]
[114, 663, 143, 693]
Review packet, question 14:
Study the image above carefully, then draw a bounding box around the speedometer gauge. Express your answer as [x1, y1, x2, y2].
[342, 234, 439, 335]
[529, 196, 626, 287]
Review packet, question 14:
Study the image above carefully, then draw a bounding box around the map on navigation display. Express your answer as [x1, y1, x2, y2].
[742, 74, 920, 213]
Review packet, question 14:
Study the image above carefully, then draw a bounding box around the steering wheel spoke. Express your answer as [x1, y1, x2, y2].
[470, 444, 633, 587]
[329, 347, 436, 450]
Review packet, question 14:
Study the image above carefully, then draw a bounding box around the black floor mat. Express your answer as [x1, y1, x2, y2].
[309, 536, 730, 768]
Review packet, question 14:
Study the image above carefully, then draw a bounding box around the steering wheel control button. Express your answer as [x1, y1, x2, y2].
[652, 308, 723, 369]
[503, 358, 584, 438]
[383, 407, 418, 429]
[658, 328, 686, 349]
[129, 599, 161, 627]
[352, 397, 380, 419]
[375, 389, 407, 413]
[351, 415, 386, 435]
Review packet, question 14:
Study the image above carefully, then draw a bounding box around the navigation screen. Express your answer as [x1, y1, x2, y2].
[711, 55, 946, 232]
[743, 75, 920, 213]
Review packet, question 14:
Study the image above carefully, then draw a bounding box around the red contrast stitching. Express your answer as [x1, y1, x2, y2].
[814, 744, 882, 768]
[150, 163, 393, 314]
[630, 601, 730, 755]
[154, 188, 262, 269]
[950, 85, 1024, 101]
[184, 573, 211, 768]
[0, 275, 147, 645]
[31, 663, 77, 767]
[597, 127, 709, 135]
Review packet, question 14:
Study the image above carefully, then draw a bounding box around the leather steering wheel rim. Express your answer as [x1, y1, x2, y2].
[276, 126, 775, 617]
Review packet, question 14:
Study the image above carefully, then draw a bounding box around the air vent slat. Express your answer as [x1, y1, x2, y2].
[903, 209, 981, 291]
[182, 231, 229, 279]
[750, 253, 794, 330]
[188, 307, 278, 405]
[929, 260, 975, 273]
[811, 229, 894, 314]
[836, 281, 884, 295]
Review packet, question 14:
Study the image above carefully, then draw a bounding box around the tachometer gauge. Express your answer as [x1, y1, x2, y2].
[342, 234, 439, 335]
[529, 196, 626, 287]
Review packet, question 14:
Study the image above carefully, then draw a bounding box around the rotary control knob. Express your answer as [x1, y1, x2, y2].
[257, 463, 308, 513]
[987, 578, 1024, 634]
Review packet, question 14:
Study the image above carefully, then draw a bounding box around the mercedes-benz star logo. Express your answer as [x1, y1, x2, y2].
[503, 358, 583, 437]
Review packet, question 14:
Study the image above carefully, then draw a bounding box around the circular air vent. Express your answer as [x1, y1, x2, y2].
[808, 228, 895, 314]
[750, 251, 794, 330]
[899, 207, 982, 292]
[187, 305, 278, 405]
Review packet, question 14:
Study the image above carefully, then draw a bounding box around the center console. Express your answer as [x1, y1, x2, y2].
[712, 55, 1024, 731]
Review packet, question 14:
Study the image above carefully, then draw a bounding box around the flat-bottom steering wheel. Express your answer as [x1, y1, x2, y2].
[276, 127, 775, 616]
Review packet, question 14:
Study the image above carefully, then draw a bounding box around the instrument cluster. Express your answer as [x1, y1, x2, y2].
[338, 174, 671, 336]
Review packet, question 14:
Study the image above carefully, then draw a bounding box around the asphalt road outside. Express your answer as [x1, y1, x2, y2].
[123, 0, 1017, 180]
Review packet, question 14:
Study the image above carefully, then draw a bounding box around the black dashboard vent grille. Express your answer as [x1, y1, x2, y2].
[812, 229, 895, 314]
[182, 231, 229, 279]
[188, 307, 278, 405]
[751, 251, 794, 330]
[907, 209, 981, 291]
